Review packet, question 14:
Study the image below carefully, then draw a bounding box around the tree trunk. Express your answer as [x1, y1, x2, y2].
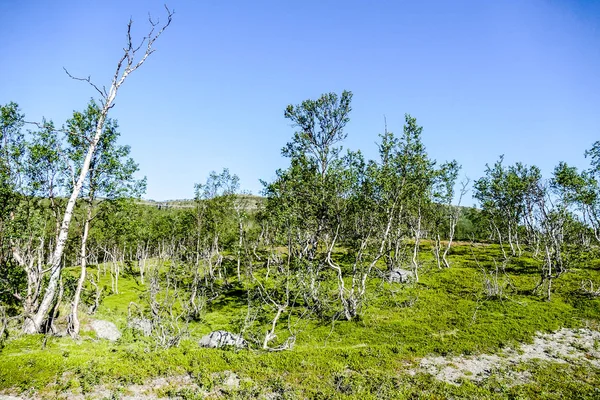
[507, 222, 516, 256]
[237, 219, 243, 281]
[263, 306, 284, 350]
[137, 242, 148, 284]
[441, 206, 458, 269]
[433, 233, 442, 269]
[67, 200, 93, 338]
[493, 221, 508, 260]
[411, 207, 422, 282]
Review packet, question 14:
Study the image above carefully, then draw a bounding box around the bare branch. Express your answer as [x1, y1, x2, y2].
[23, 120, 53, 130]
[106, 6, 174, 99]
[63, 67, 105, 98]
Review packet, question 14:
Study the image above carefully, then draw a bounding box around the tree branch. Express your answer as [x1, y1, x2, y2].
[63, 67, 107, 99]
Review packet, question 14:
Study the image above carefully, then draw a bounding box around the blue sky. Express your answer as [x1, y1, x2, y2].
[1, 1, 599, 204]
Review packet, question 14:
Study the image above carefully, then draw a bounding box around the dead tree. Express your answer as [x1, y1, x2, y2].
[23, 7, 173, 334]
[11, 236, 46, 319]
[249, 253, 301, 351]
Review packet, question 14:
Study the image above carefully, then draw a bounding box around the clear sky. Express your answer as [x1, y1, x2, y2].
[1, 0, 599, 204]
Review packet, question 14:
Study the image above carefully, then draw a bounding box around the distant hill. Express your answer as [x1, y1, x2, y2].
[137, 194, 265, 211]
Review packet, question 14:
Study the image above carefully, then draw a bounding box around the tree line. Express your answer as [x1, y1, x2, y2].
[1, 86, 599, 349]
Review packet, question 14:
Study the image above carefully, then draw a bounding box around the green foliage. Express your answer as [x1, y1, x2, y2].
[553, 143, 600, 245]
[473, 156, 542, 249]
[0, 244, 599, 398]
[282, 90, 352, 176]
[193, 168, 240, 253]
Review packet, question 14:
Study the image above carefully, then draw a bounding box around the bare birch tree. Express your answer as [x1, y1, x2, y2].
[23, 7, 173, 333]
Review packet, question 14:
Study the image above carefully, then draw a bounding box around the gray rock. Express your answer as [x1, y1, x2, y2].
[199, 330, 247, 349]
[388, 268, 414, 283]
[128, 318, 152, 336]
[90, 319, 121, 341]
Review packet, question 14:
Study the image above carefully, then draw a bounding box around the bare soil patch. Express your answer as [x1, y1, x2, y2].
[410, 328, 600, 385]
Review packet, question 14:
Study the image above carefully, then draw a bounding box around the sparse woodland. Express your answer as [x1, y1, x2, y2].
[1, 8, 600, 400]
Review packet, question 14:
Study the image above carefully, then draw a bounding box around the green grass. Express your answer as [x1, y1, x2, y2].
[1, 243, 599, 399]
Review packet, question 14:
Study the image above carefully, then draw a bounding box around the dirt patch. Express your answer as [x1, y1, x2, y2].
[411, 328, 600, 385]
[122, 374, 200, 399]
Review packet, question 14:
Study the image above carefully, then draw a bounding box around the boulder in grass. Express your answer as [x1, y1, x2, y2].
[199, 330, 247, 349]
[388, 268, 414, 283]
[90, 319, 121, 341]
[128, 318, 152, 336]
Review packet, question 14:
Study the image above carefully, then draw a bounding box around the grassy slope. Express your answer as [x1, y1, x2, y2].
[1, 243, 600, 399]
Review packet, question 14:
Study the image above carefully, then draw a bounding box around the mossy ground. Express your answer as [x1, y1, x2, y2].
[1, 243, 600, 399]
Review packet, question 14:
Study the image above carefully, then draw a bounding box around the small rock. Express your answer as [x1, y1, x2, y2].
[128, 318, 152, 336]
[90, 319, 121, 341]
[388, 268, 413, 283]
[199, 330, 247, 349]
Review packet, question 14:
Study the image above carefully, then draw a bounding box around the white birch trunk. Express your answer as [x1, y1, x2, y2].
[67, 200, 93, 337]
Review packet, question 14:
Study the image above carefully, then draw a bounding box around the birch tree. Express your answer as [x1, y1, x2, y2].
[552, 142, 600, 244]
[430, 161, 462, 269]
[192, 169, 239, 301]
[380, 115, 436, 281]
[473, 158, 540, 259]
[264, 91, 353, 318]
[65, 100, 145, 337]
[23, 7, 173, 333]
[0, 103, 54, 319]
[525, 174, 575, 301]
[400, 116, 436, 281]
